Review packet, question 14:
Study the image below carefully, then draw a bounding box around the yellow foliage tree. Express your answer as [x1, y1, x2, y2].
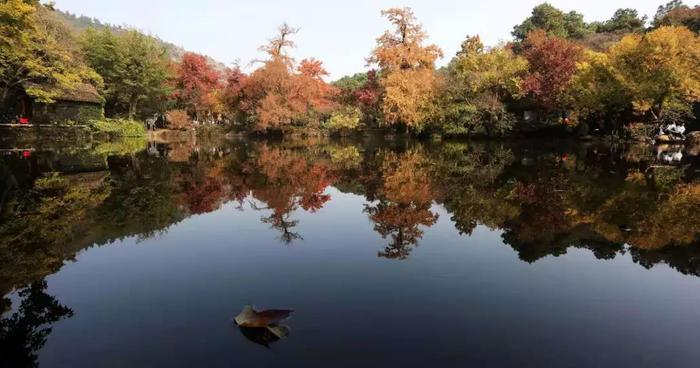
[607, 26, 700, 122]
[368, 7, 443, 131]
[0, 1, 100, 105]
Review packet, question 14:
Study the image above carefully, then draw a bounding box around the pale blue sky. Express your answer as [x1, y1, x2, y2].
[53, 0, 698, 79]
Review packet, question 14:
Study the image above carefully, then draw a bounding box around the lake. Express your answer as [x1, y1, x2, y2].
[2, 137, 700, 367]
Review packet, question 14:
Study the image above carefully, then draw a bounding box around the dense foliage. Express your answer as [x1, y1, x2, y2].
[0, 0, 99, 104]
[1, 1, 700, 136]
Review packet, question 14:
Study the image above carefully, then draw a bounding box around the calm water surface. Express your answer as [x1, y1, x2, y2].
[2, 137, 700, 367]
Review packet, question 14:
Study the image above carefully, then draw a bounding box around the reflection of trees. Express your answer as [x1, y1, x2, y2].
[0, 282, 73, 368]
[176, 158, 227, 215]
[434, 142, 517, 235]
[0, 172, 111, 298]
[424, 141, 700, 268]
[365, 202, 438, 260]
[364, 150, 439, 260]
[246, 146, 335, 244]
[101, 154, 184, 240]
[2, 137, 700, 293]
[631, 244, 700, 277]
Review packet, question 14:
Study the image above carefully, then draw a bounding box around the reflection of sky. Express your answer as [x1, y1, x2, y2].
[36, 187, 700, 367]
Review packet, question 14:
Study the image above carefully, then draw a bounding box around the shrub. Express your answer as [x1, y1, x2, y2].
[165, 110, 192, 130]
[89, 119, 146, 137]
[625, 122, 655, 141]
[323, 108, 362, 135]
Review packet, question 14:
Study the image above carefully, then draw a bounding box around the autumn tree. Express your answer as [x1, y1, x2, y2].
[239, 24, 301, 130]
[295, 58, 338, 123]
[237, 24, 337, 131]
[513, 3, 592, 42]
[368, 7, 443, 131]
[439, 36, 529, 136]
[604, 26, 700, 123]
[333, 70, 381, 125]
[222, 65, 247, 123]
[0, 1, 100, 108]
[520, 30, 584, 116]
[173, 52, 221, 120]
[82, 28, 172, 119]
[571, 49, 630, 128]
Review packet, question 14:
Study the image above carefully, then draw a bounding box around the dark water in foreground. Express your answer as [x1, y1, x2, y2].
[2, 137, 700, 367]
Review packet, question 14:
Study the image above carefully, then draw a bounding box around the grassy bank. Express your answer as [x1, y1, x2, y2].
[88, 119, 146, 138]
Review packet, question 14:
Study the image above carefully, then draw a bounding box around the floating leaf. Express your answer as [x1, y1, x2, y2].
[234, 305, 293, 328]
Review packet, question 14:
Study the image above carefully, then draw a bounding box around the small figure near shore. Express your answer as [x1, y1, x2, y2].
[656, 122, 688, 143]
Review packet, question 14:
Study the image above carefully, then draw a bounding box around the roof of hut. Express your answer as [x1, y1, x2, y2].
[23, 82, 103, 104]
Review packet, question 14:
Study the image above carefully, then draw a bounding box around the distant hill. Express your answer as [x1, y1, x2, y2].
[51, 8, 229, 74]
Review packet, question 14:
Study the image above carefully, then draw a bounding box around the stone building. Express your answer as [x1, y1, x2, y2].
[12, 83, 104, 124]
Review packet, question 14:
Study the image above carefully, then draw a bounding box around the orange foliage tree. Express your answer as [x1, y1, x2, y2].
[236, 24, 337, 131]
[368, 7, 443, 131]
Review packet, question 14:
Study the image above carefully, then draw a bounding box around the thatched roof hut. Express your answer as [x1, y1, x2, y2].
[15, 83, 104, 124]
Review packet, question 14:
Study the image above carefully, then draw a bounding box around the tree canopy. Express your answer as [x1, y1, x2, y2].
[82, 28, 172, 118]
[512, 3, 592, 41]
[0, 0, 99, 105]
[368, 7, 443, 131]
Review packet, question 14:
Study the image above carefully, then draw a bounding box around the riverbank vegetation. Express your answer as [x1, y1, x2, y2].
[1, 0, 700, 138]
[88, 119, 146, 138]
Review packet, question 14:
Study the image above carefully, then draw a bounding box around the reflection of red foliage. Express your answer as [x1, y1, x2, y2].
[299, 193, 331, 213]
[299, 164, 333, 212]
[182, 179, 224, 214]
[254, 146, 336, 215]
[22, 150, 31, 158]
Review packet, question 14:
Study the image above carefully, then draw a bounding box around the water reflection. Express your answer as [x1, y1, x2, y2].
[2, 137, 700, 360]
[234, 305, 293, 348]
[2, 139, 700, 284]
[0, 282, 73, 368]
[0, 140, 700, 366]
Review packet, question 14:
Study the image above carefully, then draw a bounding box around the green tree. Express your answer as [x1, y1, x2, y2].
[595, 8, 647, 33]
[82, 28, 172, 119]
[653, 1, 700, 33]
[513, 3, 592, 42]
[333, 72, 368, 94]
[323, 107, 362, 135]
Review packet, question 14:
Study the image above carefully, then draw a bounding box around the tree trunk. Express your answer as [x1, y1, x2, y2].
[0, 88, 9, 109]
[128, 98, 138, 120]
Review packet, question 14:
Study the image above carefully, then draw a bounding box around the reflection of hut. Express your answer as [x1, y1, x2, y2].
[11, 83, 104, 124]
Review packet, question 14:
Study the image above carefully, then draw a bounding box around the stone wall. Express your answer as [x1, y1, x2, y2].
[32, 101, 103, 124]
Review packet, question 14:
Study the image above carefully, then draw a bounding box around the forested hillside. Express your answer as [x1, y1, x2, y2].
[52, 8, 228, 73]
